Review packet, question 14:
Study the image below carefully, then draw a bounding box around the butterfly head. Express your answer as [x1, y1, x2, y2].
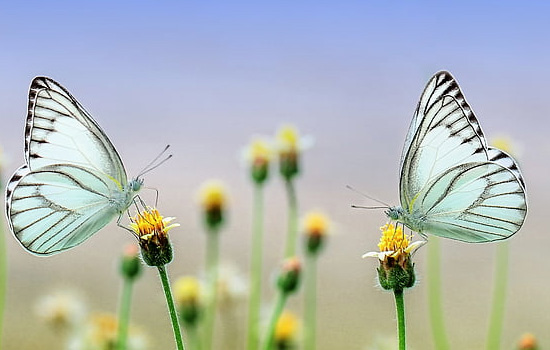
[129, 177, 144, 192]
[385, 206, 403, 221]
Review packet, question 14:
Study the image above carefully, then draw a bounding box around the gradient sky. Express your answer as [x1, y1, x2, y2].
[1, 2, 549, 349]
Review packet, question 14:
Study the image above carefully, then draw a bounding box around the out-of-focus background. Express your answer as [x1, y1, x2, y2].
[1, 2, 549, 349]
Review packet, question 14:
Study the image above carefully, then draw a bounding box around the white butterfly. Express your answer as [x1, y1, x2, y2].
[5, 77, 142, 255]
[386, 71, 527, 243]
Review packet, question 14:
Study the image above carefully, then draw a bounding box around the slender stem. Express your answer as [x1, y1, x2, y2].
[283, 180, 298, 258]
[262, 291, 288, 350]
[0, 202, 6, 350]
[116, 277, 134, 350]
[247, 183, 265, 350]
[486, 241, 509, 350]
[203, 229, 220, 350]
[427, 237, 450, 350]
[394, 289, 406, 350]
[188, 326, 202, 350]
[303, 254, 318, 350]
[157, 265, 186, 350]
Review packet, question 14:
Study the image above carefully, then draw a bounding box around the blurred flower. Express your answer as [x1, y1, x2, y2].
[274, 310, 300, 350]
[518, 333, 538, 350]
[120, 244, 142, 280]
[277, 257, 302, 294]
[129, 207, 178, 267]
[198, 180, 228, 231]
[491, 135, 522, 158]
[216, 263, 248, 309]
[35, 289, 86, 331]
[174, 276, 203, 327]
[302, 211, 330, 256]
[68, 313, 147, 350]
[363, 223, 425, 292]
[243, 137, 273, 184]
[275, 124, 313, 181]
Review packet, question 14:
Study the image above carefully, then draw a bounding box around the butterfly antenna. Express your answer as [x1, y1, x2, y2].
[346, 185, 391, 207]
[137, 145, 172, 178]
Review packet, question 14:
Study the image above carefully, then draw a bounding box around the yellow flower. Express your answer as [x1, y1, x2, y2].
[174, 276, 202, 306]
[363, 223, 425, 292]
[275, 124, 313, 180]
[490, 135, 521, 158]
[129, 207, 178, 266]
[243, 137, 273, 184]
[70, 313, 148, 350]
[363, 223, 425, 261]
[198, 180, 228, 230]
[275, 310, 300, 344]
[303, 211, 330, 255]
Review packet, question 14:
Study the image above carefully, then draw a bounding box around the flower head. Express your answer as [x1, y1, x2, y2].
[302, 211, 330, 256]
[68, 313, 147, 350]
[275, 124, 312, 181]
[129, 207, 178, 266]
[35, 289, 86, 331]
[277, 257, 302, 294]
[198, 180, 228, 231]
[243, 137, 273, 184]
[518, 333, 538, 350]
[174, 276, 203, 327]
[363, 223, 425, 292]
[274, 310, 300, 349]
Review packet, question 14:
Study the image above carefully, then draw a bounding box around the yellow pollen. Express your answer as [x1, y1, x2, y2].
[304, 211, 328, 237]
[129, 208, 177, 238]
[377, 224, 410, 252]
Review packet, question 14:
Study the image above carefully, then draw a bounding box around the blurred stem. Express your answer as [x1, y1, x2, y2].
[303, 254, 318, 350]
[283, 179, 298, 258]
[247, 183, 265, 350]
[188, 326, 202, 350]
[427, 237, 450, 350]
[394, 289, 406, 350]
[116, 277, 134, 350]
[262, 291, 288, 350]
[157, 265, 186, 350]
[203, 229, 220, 350]
[486, 241, 509, 350]
[0, 199, 6, 350]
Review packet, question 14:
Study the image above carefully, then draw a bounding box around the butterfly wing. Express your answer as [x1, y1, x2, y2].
[399, 71, 527, 242]
[6, 164, 122, 255]
[5, 77, 133, 255]
[25, 77, 127, 184]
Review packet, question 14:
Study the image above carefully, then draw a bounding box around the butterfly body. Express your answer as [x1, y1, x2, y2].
[389, 71, 527, 243]
[6, 77, 140, 255]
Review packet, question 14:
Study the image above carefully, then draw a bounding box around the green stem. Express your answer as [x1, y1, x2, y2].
[427, 237, 450, 350]
[203, 229, 220, 350]
[283, 180, 298, 258]
[0, 201, 6, 350]
[303, 254, 318, 350]
[247, 183, 265, 350]
[188, 326, 202, 350]
[116, 277, 134, 350]
[486, 241, 509, 350]
[394, 289, 406, 350]
[157, 265, 186, 350]
[262, 291, 288, 350]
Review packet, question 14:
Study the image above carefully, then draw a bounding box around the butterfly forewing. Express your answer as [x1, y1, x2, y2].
[27, 77, 127, 185]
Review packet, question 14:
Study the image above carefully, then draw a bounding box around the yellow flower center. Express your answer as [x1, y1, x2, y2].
[199, 181, 226, 210]
[276, 124, 299, 151]
[174, 277, 201, 305]
[129, 208, 178, 240]
[377, 223, 410, 252]
[275, 311, 299, 342]
[304, 211, 328, 237]
[249, 138, 272, 163]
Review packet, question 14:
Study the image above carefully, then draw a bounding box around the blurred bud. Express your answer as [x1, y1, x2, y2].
[277, 257, 301, 294]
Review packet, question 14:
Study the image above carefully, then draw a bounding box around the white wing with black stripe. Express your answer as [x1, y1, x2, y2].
[391, 71, 526, 243]
[5, 77, 141, 255]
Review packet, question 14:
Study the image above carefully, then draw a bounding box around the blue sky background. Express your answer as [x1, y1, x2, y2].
[1, 2, 549, 349]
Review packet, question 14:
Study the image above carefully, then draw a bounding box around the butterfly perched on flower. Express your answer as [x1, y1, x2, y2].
[386, 71, 527, 243]
[5, 77, 143, 255]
